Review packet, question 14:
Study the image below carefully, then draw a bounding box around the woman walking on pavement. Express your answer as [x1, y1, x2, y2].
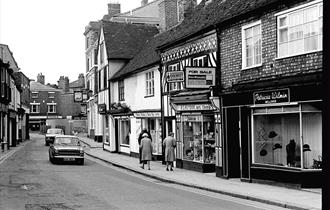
[140, 133, 153, 170]
[138, 129, 152, 165]
[163, 132, 176, 171]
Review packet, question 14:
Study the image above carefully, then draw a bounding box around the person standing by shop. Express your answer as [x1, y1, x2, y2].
[163, 132, 176, 171]
[138, 129, 152, 165]
[140, 133, 153, 170]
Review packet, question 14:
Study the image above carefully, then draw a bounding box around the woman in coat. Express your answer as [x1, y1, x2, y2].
[163, 132, 176, 171]
[140, 133, 153, 170]
[138, 129, 152, 164]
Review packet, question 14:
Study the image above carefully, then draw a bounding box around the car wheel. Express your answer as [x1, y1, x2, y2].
[49, 155, 53, 163]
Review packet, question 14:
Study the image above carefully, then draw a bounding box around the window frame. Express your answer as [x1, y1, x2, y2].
[145, 71, 155, 97]
[31, 103, 40, 113]
[192, 55, 208, 67]
[47, 103, 56, 113]
[241, 20, 262, 69]
[48, 92, 55, 98]
[276, 1, 323, 59]
[118, 80, 125, 101]
[31, 92, 39, 99]
[168, 63, 182, 91]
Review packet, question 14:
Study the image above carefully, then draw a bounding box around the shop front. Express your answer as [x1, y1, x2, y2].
[221, 80, 322, 187]
[171, 96, 219, 173]
[133, 111, 162, 159]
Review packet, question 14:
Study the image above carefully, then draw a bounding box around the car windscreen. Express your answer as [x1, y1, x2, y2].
[54, 137, 80, 145]
[47, 129, 63, 134]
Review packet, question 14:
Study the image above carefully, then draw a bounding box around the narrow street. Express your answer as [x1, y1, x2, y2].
[0, 134, 286, 210]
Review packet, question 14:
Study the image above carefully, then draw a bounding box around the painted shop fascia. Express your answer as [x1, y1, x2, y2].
[160, 30, 221, 173]
[217, 0, 323, 188]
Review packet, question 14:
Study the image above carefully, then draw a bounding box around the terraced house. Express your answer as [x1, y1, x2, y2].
[158, 0, 323, 187]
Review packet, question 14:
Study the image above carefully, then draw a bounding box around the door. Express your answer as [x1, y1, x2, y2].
[115, 119, 119, 152]
[224, 107, 240, 178]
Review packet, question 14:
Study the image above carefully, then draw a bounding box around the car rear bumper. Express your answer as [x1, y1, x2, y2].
[53, 155, 84, 159]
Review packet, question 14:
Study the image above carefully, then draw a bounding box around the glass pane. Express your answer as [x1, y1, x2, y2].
[278, 42, 288, 57]
[302, 113, 322, 169]
[203, 115, 215, 163]
[305, 36, 318, 51]
[245, 28, 253, 38]
[182, 115, 203, 162]
[253, 114, 300, 167]
[279, 17, 287, 27]
[279, 28, 288, 43]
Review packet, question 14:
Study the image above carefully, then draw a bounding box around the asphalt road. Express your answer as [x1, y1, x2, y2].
[0, 134, 286, 210]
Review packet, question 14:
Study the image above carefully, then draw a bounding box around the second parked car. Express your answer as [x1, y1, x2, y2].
[45, 128, 64, 146]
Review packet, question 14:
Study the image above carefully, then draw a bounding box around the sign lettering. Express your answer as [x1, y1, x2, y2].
[254, 89, 290, 104]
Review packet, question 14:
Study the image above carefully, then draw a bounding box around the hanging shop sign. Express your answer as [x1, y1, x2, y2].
[134, 112, 161, 118]
[185, 67, 215, 88]
[74, 91, 83, 102]
[98, 104, 106, 114]
[172, 103, 216, 111]
[253, 89, 290, 104]
[166, 71, 184, 83]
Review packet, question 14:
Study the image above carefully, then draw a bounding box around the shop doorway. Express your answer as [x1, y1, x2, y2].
[115, 119, 119, 152]
[223, 107, 240, 178]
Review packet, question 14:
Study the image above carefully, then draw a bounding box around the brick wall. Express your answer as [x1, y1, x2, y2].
[159, 0, 178, 32]
[220, 0, 322, 91]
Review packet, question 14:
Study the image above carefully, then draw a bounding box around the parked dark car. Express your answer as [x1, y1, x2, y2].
[49, 135, 84, 165]
[45, 128, 64, 146]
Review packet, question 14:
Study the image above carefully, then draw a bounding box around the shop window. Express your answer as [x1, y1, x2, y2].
[302, 112, 322, 169]
[105, 116, 109, 143]
[242, 21, 262, 68]
[119, 118, 130, 145]
[277, 2, 323, 58]
[182, 114, 215, 163]
[252, 103, 322, 169]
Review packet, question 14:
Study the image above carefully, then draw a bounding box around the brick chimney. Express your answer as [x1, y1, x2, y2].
[108, 2, 121, 17]
[178, 0, 197, 22]
[64, 76, 69, 92]
[58, 76, 65, 89]
[37, 73, 45, 85]
[158, 0, 179, 32]
[78, 73, 85, 87]
[141, 0, 148, 6]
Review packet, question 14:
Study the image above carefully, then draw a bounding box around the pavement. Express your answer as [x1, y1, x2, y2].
[0, 134, 322, 210]
[75, 133, 322, 210]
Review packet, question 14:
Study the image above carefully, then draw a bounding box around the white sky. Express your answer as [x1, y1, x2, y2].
[0, 0, 142, 84]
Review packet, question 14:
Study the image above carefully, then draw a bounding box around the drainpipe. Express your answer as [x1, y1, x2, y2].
[158, 62, 165, 165]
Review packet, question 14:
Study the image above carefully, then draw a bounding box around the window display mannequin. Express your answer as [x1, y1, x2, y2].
[286, 139, 296, 166]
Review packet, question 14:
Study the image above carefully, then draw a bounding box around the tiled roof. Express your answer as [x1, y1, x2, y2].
[102, 21, 159, 60]
[69, 80, 81, 88]
[30, 81, 61, 92]
[157, 0, 304, 49]
[110, 32, 168, 80]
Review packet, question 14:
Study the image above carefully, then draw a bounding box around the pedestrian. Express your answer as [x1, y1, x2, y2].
[140, 133, 153, 170]
[163, 132, 176, 171]
[138, 129, 152, 164]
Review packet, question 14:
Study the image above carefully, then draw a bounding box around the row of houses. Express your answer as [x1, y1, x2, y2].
[0, 44, 31, 151]
[84, 0, 323, 188]
[29, 73, 88, 134]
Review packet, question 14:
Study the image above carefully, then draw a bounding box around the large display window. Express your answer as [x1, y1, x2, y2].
[252, 102, 322, 169]
[182, 114, 215, 163]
